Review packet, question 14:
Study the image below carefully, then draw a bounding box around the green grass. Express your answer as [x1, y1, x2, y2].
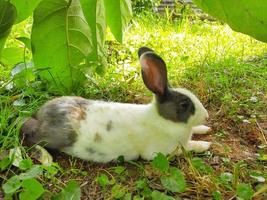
[1, 13, 267, 199]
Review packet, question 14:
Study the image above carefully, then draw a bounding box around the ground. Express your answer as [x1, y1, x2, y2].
[0, 13, 267, 200]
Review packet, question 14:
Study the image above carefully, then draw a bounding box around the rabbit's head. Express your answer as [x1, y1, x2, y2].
[138, 47, 208, 127]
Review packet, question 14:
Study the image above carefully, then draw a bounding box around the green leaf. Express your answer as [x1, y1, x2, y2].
[103, 0, 132, 43]
[19, 178, 45, 200]
[135, 179, 147, 190]
[31, 0, 92, 93]
[151, 190, 175, 200]
[0, 0, 17, 57]
[11, 62, 36, 88]
[97, 173, 114, 187]
[111, 184, 126, 199]
[1, 47, 24, 66]
[80, 0, 106, 61]
[53, 180, 81, 200]
[2, 175, 21, 194]
[19, 165, 43, 180]
[193, 0, 267, 43]
[212, 190, 222, 200]
[10, 0, 41, 23]
[236, 183, 254, 200]
[191, 157, 214, 174]
[152, 152, 169, 173]
[19, 158, 33, 170]
[160, 167, 186, 193]
[16, 37, 31, 50]
[0, 157, 11, 171]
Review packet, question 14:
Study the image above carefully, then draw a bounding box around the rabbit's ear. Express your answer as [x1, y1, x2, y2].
[139, 51, 168, 97]
[138, 46, 154, 58]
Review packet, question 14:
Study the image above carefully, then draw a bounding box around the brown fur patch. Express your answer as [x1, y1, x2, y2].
[94, 132, 102, 143]
[71, 107, 86, 120]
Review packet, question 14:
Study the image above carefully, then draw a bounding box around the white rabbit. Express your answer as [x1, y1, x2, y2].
[21, 47, 211, 163]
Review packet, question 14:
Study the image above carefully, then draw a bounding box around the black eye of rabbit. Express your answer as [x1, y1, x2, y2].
[179, 100, 190, 110]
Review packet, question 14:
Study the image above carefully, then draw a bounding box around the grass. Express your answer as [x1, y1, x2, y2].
[1, 12, 267, 199]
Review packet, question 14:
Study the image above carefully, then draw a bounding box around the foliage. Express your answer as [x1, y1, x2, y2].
[0, 0, 132, 93]
[193, 0, 267, 43]
[131, 0, 160, 15]
[1, 9, 267, 200]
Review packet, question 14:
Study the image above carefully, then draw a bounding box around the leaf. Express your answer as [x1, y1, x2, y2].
[151, 190, 175, 200]
[152, 152, 169, 173]
[191, 157, 214, 174]
[10, 0, 41, 23]
[19, 178, 45, 200]
[1, 47, 24, 66]
[31, 0, 92, 93]
[0, 157, 11, 171]
[193, 0, 267, 43]
[53, 180, 81, 200]
[212, 190, 222, 200]
[135, 179, 147, 190]
[111, 184, 126, 199]
[19, 158, 33, 170]
[236, 183, 254, 200]
[97, 173, 112, 187]
[80, 0, 106, 61]
[2, 175, 21, 194]
[103, 0, 132, 43]
[0, 0, 17, 57]
[16, 37, 31, 50]
[11, 62, 36, 88]
[19, 165, 43, 180]
[160, 167, 186, 193]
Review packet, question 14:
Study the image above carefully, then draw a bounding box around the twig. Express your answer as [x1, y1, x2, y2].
[256, 120, 267, 144]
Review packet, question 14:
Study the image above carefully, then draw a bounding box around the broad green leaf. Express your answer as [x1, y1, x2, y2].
[1, 47, 24, 66]
[193, 0, 267, 43]
[19, 178, 45, 200]
[2, 175, 21, 194]
[151, 190, 175, 200]
[53, 180, 81, 200]
[104, 0, 132, 43]
[80, 0, 106, 61]
[160, 167, 186, 193]
[19, 165, 43, 180]
[0, 0, 17, 57]
[19, 158, 33, 170]
[236, 183, 254, 200]
[16, 37, 31, 50]
[10, 0, 41, 23]
[152, 152, 169, 173]
[32, 0, 93, 93]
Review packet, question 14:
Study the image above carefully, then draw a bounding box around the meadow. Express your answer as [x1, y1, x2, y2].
[0, 11, 267, 200]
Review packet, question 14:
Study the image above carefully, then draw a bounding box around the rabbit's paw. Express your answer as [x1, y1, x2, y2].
[192, 125, 211, 135]
[186, 140, 211, 152]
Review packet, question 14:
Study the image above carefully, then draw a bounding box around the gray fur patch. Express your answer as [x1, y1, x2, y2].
[32, 97, 90, 149]
[106, 120, 112, 131]
[86, 147, 96, 154]
[156, 89, 195, 123]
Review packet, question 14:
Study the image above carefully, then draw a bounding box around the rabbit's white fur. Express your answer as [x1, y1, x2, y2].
[62, 88, 209, 163]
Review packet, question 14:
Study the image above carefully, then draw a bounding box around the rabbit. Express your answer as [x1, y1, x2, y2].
[21, 47, 211, 163]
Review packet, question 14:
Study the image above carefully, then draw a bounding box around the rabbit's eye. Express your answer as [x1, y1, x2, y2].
[179, 100, 190, 110]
